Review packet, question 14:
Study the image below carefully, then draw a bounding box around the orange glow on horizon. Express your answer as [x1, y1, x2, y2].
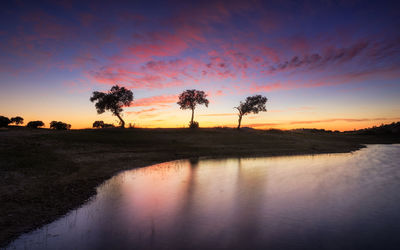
[64, 117, 399, 132]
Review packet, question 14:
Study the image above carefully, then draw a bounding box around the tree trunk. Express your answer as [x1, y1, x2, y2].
[237, 114, 242, 130]
[116, 113, 125, 128]
[190, 108, 194, 125]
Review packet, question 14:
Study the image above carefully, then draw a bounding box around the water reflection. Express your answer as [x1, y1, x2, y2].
[7, 145, 400, 250]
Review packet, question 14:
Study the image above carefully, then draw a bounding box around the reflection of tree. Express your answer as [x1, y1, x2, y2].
[172, 157, 271, 249]
[169, 158, 201, 248]
[228, 157, 269, 249]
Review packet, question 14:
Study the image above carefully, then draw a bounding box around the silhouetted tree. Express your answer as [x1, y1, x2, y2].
[93, 120, 105, 128]
[27, 121, 44, 128]
[177, 89, 209, 127]
[189, 121, 199, 129]
[11, 116, 24, 125]
[0, 116, 11, 127]
[50, 121, 71, 130]
[235, 95, 268, 129]
[90, 85, 133, 128]
[92, 120, 114, 128]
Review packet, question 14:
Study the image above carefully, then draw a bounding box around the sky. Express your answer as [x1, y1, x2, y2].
[0, 0, 399, 130]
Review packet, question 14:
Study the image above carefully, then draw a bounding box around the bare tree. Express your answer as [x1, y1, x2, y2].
[235, 95, 268, 129]
[177, 89, 209, 127]
[90, 85, 133, 128]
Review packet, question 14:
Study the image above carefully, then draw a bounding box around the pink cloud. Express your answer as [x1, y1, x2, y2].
[89, 65, 186, 89]
[250, 82, 289, 92]
[250, 60, 400, 94]
[288, 35, 311, 54]
[128, 34, 189, 59]
[246, 122, 283, 127]
[267, 41, 369, 74]
[261, 46, 280, 63]
[200, 113, 236, 117]
[126, 108, 158, 115]
[131, 94, 178, 107]
[5, 3, 398, 99]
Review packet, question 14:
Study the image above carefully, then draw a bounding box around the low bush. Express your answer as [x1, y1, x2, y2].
[189, 121, 199, 129]
[50, 121, 71, 130]
[10, 116, 24, 125]
[0, 116, 11, 127]
[27, 121, 44, 128]
[93, 120, 114, 128]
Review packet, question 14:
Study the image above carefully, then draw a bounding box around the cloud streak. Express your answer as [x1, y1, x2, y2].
[131, 94, 178, 107]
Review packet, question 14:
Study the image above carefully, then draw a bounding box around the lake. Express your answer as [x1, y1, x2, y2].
[7, 144, 400, 250]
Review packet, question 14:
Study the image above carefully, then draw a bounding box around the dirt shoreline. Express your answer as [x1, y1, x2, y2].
[0, 127, 398, 247]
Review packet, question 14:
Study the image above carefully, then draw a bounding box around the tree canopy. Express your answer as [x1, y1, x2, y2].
[0, 116, 11, 127]
[50, 121, 71, 130]
[177, 89, 209, 127]
[27, 121, 44, 128]
[11, 116, 24, 125]
[93, 120, 114, 128]
[235, 95, 268, 129]
[90, 85, 133, 128]
[93, 120, 105, 128]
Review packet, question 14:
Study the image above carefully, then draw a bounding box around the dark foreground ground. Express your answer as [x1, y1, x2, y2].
[1, 127, 399, 247]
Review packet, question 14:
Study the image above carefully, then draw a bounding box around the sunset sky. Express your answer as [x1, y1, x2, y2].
[1, 0, 399, 130]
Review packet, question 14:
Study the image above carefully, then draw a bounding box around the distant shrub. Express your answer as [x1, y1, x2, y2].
[93, 120, 114, 128]
[0, 116, 11, 127]
[128, 123, 135, 128]
[291, 128, 332, 133]
[354, 121, 400, 135]
[50, 121, 71, 130]
[240, 127, 254, 130]
[93, 120, 105, 128]
[189, 121, 199, 129]
[266, 128, 283, 133]
[10, 116, 24, 125]
[27, 121, 44, 128]
[213, 126, 231, 129]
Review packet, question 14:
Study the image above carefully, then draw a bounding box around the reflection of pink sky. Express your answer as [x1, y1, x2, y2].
[105, 153, 367, 243]
[119, 161, 192, 225]
[8, 145, 400, 249]
[118, 155, 359, 236]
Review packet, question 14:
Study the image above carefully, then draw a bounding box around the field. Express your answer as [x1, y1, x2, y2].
[1, 127, 399, 247]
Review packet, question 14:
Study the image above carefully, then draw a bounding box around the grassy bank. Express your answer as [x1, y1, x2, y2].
[1, 127, 399, 247]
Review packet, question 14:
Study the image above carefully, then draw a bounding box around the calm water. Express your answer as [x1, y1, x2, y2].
[7, 145, 400, 250]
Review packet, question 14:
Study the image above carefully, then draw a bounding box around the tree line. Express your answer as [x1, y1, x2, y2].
[90, 85, 268, 129]
[0, 116, 71, 130]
